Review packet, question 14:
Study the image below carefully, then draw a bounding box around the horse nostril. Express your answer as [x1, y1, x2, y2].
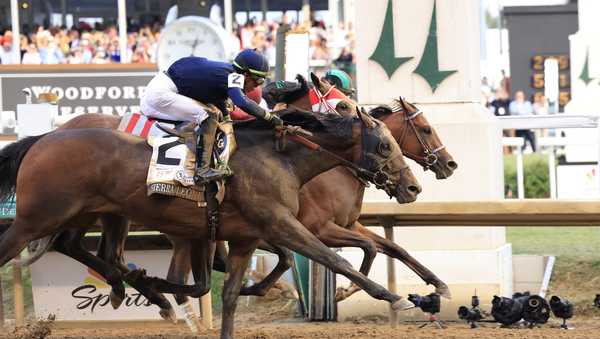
[408, 185, 421, 195]
[447, 160, 458, 171]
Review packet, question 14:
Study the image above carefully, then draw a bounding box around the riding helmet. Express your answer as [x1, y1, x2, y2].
[233, 49, 269, 78]
[323, 69, 354, 96]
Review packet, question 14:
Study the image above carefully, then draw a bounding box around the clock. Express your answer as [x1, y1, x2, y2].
[157, 16, 230, 71]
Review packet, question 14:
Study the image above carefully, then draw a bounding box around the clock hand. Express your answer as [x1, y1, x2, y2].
[190, 36, 200, 56]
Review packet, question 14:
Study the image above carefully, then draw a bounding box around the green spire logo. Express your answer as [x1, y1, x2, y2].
[579, 48, 595, 86]
[413, 1, 457, 92]
[369, 0, 413, 78]
[369, 0, 458, 93]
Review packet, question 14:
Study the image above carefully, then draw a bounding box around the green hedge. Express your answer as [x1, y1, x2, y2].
[504, 154, 551, 198]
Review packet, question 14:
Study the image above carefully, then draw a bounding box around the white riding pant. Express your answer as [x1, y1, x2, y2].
[140, 72, 209, 124]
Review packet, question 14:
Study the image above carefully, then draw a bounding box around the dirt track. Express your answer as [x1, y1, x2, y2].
[5, 318, 600, 339]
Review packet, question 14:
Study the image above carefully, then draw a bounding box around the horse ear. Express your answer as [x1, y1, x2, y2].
[398, 96, 409, 111]
[310, 72, 320, 87]
[357, 106, 376, 128]
[296, 74, 308, 93]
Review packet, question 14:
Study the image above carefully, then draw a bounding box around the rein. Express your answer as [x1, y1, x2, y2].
[276, 125, 399, 189]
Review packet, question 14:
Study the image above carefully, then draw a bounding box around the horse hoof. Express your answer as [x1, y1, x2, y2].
[391, 298, 415, 311]
[435, 284, 452, 300]
[287, 289, 299, 300]
[159, 307, 177, 324]
[109, 290, 125, 309]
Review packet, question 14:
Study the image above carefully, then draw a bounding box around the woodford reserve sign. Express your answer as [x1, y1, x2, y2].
[0, 64, 156, 117]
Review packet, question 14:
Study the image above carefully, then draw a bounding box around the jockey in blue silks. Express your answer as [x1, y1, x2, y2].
[141, 49, 282, 184]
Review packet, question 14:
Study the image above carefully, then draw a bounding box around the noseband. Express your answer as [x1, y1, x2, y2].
[393, 104, 446, 170]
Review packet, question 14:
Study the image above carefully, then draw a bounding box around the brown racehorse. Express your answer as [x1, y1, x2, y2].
[23, 74, 456, 320]
[0, 110, 419, 339]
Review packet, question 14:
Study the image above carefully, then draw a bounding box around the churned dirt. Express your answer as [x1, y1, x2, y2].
[3, 316, 600, 339]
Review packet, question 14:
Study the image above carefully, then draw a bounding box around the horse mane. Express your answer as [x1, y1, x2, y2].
[262, 74, 310, 108]
[234, 109, 354, 139]
[369, 99, 405, 119]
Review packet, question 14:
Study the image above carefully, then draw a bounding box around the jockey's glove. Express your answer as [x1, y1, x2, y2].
[269, 114, 284, 128]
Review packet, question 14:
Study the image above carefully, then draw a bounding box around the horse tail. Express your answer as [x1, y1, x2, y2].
[15, 235, 58, 267]
[0, 134, 46, 203]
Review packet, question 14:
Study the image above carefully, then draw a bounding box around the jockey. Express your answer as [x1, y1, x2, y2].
[140, 49, 283, 184]
[322, 69, 355, 99]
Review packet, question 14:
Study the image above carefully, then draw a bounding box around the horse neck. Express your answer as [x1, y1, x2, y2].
[237, 128, 358, 187]
[379, 111, 406, 142]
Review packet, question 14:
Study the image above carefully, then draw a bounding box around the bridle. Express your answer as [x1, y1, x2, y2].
[276, 118, 406, 195]
[390, 101, 446, 170]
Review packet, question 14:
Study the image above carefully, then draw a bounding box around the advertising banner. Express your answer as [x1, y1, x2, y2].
[0, 65, 156, 136]
[30, 251, 200, 321]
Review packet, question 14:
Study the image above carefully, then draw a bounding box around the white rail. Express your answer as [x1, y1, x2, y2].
[498, 114, 600, 198]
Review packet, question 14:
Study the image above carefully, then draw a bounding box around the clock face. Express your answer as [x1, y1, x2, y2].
[157, 16, 229, 71]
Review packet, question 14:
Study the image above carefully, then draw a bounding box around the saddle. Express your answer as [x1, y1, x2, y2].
[117, 112, 232, 207]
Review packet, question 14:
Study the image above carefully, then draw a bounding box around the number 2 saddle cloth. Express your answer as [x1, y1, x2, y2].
[117, 112, 230, 206]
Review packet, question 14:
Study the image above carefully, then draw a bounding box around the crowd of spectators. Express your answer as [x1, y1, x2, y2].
[0, 12, 356, 76]
[230, 13, 355, 75]
[482, 70, 553, 153]
[0, 22, 162, 65]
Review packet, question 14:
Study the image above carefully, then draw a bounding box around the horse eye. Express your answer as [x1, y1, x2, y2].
[338, 102, 348, 109]
[423, 127, 432, 135]
[378, 142, 392, 157]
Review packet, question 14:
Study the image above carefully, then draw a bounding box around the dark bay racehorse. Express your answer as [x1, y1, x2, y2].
[0, 110, 419, 339]
[23, 74, 456, 320]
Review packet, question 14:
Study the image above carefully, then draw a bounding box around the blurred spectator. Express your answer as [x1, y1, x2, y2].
[490, 88, 510, 116]
[38, 35, 64, 64]
[22, 44, 42, 64]
[481, 76, 492, 106]
[533, 95, 549, 115]
[509, 90, 536, 152]
[500, 69, 511, 95]
[0, 31, 17, 64]
[533, 94, 550, 138]
[310, 37, 330, 62]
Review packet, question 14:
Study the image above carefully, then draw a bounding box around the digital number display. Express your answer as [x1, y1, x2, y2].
[530, 54, 571, 107]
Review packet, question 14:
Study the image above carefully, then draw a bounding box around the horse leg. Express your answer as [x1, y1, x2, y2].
[265, 213, 413, 310]
[165, 235, 193, 306]
[221, 240, 258, 339]
[98, 214, 175, 320]
[352, 221, 451, 299]
[0, 222, 32, 268]
[309, 221, 378, 302]
[213, 240, 228, 273]
[51, 228, 128, 309]
[239, 241, 295, 298]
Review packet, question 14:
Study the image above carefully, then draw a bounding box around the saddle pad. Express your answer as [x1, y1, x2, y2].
[117, 113, 175, 139]
[146, 136, 205, 205]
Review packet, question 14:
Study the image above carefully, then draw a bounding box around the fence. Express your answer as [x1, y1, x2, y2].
[498, 114, 600, 199]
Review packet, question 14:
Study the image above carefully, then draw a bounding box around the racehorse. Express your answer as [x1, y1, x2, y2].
[0, 109, 419, 339]
[22, 73, 456, 323]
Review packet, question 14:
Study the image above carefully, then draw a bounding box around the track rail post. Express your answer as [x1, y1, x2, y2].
[379, 216, 398, 327]
[200, 292, 213, 329]
[13, 254, 24, 326]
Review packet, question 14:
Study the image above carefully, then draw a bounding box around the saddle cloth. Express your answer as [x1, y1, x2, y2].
[118, 113, 227, 206]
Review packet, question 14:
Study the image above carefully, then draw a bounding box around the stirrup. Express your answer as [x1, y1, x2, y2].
[194, 168, 228, 184]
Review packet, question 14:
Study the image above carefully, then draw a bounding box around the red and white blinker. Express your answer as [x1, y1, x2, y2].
[308, 86, 349, 115]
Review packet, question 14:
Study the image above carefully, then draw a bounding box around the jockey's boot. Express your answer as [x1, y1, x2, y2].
[194, 117, 228, 184]
[215, 117, 235, 177]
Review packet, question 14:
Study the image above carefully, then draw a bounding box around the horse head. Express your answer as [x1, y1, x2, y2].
[370, 97, 457, 179]
[262, 73, 357, 117]
[279, 107, 420, 203]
